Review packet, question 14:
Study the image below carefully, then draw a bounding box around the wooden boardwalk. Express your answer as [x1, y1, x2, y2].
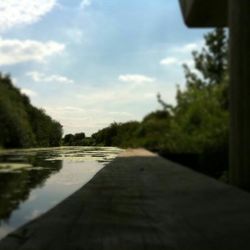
[1, 149, 250, 250]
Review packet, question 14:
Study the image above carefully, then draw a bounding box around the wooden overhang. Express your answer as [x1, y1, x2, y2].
[179, 0, 228, 27]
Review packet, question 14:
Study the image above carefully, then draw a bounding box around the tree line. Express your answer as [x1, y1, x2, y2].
[63, 28, 229, 178]
[0, 75, 63, 148]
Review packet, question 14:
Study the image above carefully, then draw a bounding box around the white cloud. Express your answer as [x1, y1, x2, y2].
[77, 89, 155, 104]
[160, 57, 194, 68]
[160, 41, 203, 68]
[80, 0, 92, 9]
[12, 78, 18, 86]
[118, 74, 155, 84]
[0, 38, 65, 66]
[71, 78, 176, 134]
[160, 57, 179, 66]
[64, 106, 85, 112]
[0, 0, 57, 32]
[171, 41, 203, 54]
[174, 42, 200, 53]
[44, 104, 137, 136]
[21, 88, 38, 97]
[42, 76, 177, 135]
[27, 71, 74, 84]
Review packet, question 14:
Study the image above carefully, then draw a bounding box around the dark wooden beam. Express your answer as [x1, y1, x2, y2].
[179, 0, 228, 27]
[229, 0, 250, 189]
[179, 0, 250, 190]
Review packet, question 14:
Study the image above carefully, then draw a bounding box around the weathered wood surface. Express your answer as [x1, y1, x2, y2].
[1, 149, 250, 250]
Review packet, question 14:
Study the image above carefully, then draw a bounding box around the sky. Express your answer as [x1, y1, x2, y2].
[0, 0, 209, 136]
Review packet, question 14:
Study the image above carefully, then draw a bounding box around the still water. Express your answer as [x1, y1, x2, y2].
[0, 146, 121, 240]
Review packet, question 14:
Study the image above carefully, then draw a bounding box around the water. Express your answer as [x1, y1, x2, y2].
[0, 146, 121, 240]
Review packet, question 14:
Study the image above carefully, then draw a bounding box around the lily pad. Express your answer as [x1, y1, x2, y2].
[0, 163, 33, 172]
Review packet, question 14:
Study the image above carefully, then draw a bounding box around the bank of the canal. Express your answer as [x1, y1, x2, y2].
[1, 149, 250, 250]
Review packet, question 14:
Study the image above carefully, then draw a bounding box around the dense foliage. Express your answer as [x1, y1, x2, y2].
[63, 133, 91, 146]
[0, 75, 63, 148]
[67, 28, 229, 178]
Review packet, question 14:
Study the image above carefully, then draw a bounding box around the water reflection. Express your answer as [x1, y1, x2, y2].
[0, 147, 121, 239]
[0, 155, 62, 222]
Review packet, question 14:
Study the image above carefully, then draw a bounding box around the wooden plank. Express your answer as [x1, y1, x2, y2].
[1, 149, 250, 249]
[229, 0, 250, 189]
[179, 0, 228, 27]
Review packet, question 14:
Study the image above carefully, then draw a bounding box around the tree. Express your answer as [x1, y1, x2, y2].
[74, 133, 86, 145]
[157, 93, 173, 113]
[0, 73, 63, 148]
[63, 134, 75, 146]
[184, 28, 228, 87]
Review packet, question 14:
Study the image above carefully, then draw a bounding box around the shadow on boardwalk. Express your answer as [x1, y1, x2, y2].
[1, 149, 250, 250]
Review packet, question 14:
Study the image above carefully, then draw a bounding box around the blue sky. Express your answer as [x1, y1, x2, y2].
[0, 0, 209, 135]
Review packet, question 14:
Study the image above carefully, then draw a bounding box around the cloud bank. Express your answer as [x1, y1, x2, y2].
[21, 88, 38, 97]
[0, 0, 57, 32]
[27, 71, 74, 84]
[118, 74, 155, 84]
[0, 38, 65, 65]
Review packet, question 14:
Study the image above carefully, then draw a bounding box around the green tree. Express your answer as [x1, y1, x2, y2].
[0, 73, 63, 148]
[63, 134, 75, 146]
[184, 28, 228, 87]
[74, 133, 86, 146]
